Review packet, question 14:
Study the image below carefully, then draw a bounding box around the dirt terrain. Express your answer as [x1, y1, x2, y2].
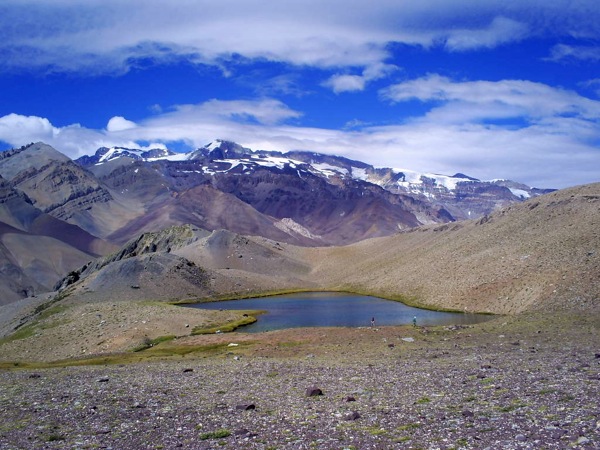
[0, 183, 598, 449]
[0, 312, 599, 449]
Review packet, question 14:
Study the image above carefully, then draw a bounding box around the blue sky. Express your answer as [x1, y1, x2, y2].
[1, 1, 599, 189]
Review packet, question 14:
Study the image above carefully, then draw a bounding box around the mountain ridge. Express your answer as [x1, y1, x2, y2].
[0, 140, 557, 304]
[53, 181, 599, 316]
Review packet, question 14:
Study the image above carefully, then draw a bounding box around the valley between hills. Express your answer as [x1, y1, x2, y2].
[0, 148, 598, 448]
[0, 181, 598, 364]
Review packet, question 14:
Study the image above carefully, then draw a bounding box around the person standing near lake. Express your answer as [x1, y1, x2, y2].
[412, 316, 417, 327]
[371, 317, 375, 327]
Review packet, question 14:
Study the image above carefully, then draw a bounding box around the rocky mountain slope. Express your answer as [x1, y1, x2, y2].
[53, 182, 599, 317]
[79, 139, 552, 229]
[0, 182, 596, 364]
[81, 141, 455, 246]
[0, 171, 116, 304]
[0, 140, 552, 303]
[307, 182, 599, 315]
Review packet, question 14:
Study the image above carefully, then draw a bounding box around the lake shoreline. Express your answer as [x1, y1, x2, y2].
[184, 292, 494, 333]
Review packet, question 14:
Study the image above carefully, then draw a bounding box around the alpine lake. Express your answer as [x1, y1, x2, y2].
[185, 292, 494, 333]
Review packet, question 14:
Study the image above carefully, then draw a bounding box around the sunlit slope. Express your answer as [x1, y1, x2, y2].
[47, 183, 599, 316]
[308, 183, 599, 314]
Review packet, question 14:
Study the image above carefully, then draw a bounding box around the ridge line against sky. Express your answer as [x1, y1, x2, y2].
[0, 0, 599, 189]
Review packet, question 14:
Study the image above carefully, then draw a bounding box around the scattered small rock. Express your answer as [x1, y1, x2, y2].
[344, 396, 356, 402]
[344, 411, 361, 421]
[182, 368, 193, 373]
[235, 403, 256, 411]
[97, 377, 109, 383]
[233, 428, 258, 437]
[306, 387, 323, 397]
[234, 428, 252, 436]
[28, 373, 41, 379]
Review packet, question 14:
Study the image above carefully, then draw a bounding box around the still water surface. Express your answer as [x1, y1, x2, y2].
[187, 292, 493, 333]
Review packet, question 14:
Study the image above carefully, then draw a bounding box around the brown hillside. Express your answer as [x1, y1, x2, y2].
[0, 183, 597, 362]
[55, 182, 599, 316]
[306, 182, 599, 314]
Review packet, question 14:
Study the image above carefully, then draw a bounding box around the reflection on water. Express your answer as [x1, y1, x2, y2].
[186, 292, 493, 333]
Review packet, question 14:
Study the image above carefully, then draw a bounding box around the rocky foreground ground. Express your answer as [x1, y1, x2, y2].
[0, 312, 598, 450]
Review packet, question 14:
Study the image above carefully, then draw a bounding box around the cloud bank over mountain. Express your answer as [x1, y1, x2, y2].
[1, 1, 599, 189]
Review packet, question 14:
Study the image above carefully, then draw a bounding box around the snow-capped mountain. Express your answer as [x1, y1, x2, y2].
[0, 140, 554, 302]
[75, 146, 186, 165]
[77, 139, 552, 221]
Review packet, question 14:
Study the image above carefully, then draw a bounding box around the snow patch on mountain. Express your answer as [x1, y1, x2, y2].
[148, 153, 190, 162]
[78, 139, 551, 209]
[351, 167, 369, 181]
[249, 155, 304, 170]
[393, 169, 477, 191]
[310, 162, 349, 178]
[95, 146, 179, 164]
[509, 188, 531, 199]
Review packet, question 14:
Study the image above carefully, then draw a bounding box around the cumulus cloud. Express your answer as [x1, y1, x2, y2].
[0, 113, 56, 144]
[324, 63, 399, 93]
[0, 98, 304, 158]
[106, 116, 137, 132]
[2, 82, 599, 189]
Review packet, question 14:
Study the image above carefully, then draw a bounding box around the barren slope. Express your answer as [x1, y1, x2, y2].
[0, 183, 597, 363]
[0, 222, 96, 305]
[306, 182, 599, 314]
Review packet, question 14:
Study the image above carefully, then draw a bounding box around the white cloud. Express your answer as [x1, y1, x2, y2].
[380, 74, 600, 122]
[106, 116, 137, 132]
[0, 114, 146, 159]
[2, 82, 599, 189]
[547, 44, 600, 62]
[325, 74, 368, 93]
[2, 0, 599, 81]
[0, 113, 55, 144]
[444, 16, 528, 51]
[148, 104, 163, 114]
[373, 75, 600, 187]
[324, 63, 399, 93]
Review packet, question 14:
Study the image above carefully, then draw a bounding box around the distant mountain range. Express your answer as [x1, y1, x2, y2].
[0, 140, 554, 304]
[77, 138, 553, 224]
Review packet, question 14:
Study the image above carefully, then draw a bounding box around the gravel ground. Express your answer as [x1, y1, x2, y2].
[1, 314, 598, 450]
